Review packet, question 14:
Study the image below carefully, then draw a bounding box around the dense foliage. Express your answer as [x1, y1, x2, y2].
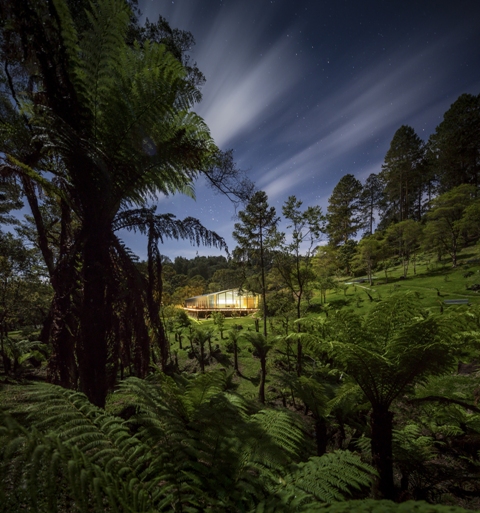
[1, 0, 480, 511]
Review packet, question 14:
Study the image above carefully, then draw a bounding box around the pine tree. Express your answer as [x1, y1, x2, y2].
[326, 174, 363, 246]
[233, 191, 279, 338]
[359, 173, 383, 235]
[384, 219, 423, 278]
[380, 126, 424, 224]
[428, 93, 480, 192]
[424, 184, 476, 267]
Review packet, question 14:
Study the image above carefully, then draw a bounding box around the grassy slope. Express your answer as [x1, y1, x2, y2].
[169, 247, 480, 398]
[3, 247, 480, 406]
[318, 249, 480, 316]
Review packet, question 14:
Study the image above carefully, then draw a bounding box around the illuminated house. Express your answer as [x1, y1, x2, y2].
[183, 289, 259, 318]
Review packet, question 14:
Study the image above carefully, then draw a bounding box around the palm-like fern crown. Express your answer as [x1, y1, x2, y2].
[324, 293, 461, 407]
[244, 332, 275, 357]
[23, 0, 216, 220]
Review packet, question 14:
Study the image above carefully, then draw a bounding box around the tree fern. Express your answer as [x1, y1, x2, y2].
[307, 293, 475, 500]
[2, 0, 226, 407]
[119, 372, 306, 509]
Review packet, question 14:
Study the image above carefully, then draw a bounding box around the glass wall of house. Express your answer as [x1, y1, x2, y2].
[184, 289, 258, 310]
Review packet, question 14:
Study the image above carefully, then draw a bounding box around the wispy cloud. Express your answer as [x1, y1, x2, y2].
[253, 25, 473, 203]
[135, 0, 480, 258]
[194, 14, 304, 147]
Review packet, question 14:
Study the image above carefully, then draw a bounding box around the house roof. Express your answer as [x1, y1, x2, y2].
[184, 288, 257, 301]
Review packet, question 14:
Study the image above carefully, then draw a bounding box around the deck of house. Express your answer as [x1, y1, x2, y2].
[183, 306, 258, 319]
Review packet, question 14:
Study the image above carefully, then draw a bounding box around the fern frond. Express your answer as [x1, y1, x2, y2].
[327, 381, 364, 412]
[0, 383, 158, 512]
[281, 451, 375, 504]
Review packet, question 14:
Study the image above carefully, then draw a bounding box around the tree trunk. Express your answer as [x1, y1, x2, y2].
[21, 176, 55, 277]
[285, 339, 292, 372]
[147, 229, 169, 370]
[77, 224, 110, 408]
[296, 338, 303, 377]
[199, 340, 205, 373]
[233, 340, 239, 372]
[315, 417, 327, 456]
[260, 231, 268, 338]
[296, 295, 302, 325]
[0, 321, 11, 374]
[46, 199, 78, 389]
[451, 234, 458, 267]
[47, 254, 79, 389]
[47, 292, 78, 388]
[259, 356, 266, 404]
[370, 406, 395, 500]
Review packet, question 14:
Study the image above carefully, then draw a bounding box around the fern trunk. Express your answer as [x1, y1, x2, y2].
[370, 406, 395, 500]
[46, 251, 80, 389]
[0, 321, 10, 374]
[199, 339, 205, 373]
[47, 290, 78, 389]
[296, 339, 303, 376]
[233, 340, 239, 372]
[77, 223, 110, 408]
[259, 356, 266, 404]
[315, 417, 327, 456]
[44, 203, 78, 389]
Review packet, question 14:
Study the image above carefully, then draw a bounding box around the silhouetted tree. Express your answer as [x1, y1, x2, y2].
[326, 174, 363, 246]
[233, 191, 279, 337]
[359, 173, 383, 235]
[380, 126, 424, 224]
[428, 93, 480, 192]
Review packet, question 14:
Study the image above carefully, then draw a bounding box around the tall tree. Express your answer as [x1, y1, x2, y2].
[0, 0, 228, 406]
[359, 173, 383, 235]
[424, 184, 476, 267]
[380, 125, 424, 224]
[428, 93, 480, 192]
[233, 191, 279, 338]
[384, 219, 423, 278]
[274, 196, 325, 375]
[458, 198, 480, 243]
[353, 235, 381, 286]
[326, 174, 363, 247]
[276, 196, 326, 323]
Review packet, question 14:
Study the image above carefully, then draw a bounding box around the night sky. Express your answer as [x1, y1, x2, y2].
[121, 0, 480, 261]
